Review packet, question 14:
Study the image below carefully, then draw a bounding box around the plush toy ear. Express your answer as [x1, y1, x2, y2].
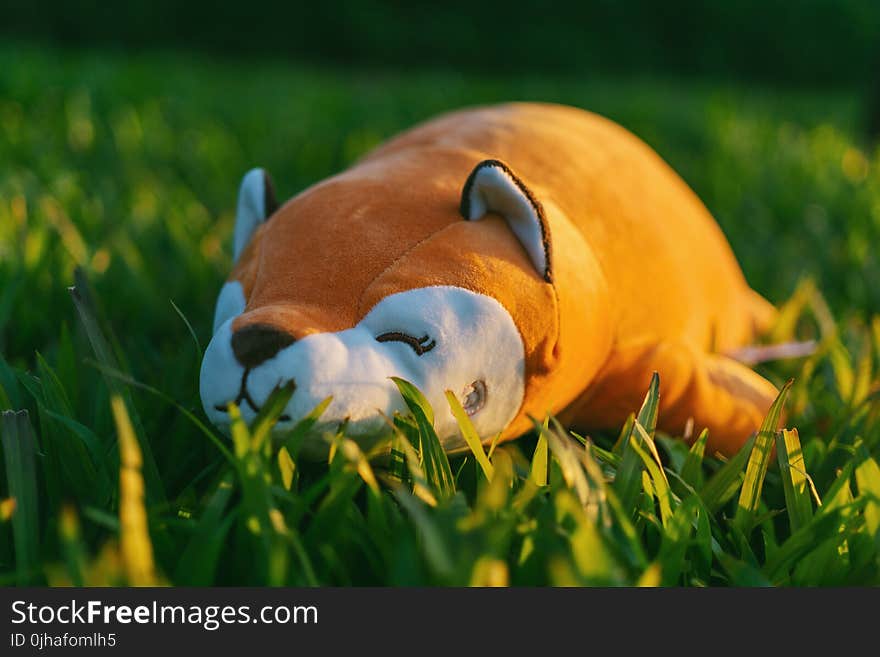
[459, 159, 552, 283]
[233, 168, 279, 262]
[459, 160, 553, 283]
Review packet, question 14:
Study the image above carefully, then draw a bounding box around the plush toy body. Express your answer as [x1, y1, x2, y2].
[200, 103, 778, 457]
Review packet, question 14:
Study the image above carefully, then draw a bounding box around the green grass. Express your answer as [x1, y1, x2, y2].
[1, 43, 880, 586]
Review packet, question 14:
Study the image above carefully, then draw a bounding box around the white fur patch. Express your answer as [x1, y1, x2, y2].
[200, 285, 526, 452]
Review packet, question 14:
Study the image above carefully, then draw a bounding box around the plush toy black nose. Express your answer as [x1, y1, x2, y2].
[231, 324, 296, 368]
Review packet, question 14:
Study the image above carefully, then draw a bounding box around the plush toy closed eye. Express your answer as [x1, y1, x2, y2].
[200, 102, 780, 457]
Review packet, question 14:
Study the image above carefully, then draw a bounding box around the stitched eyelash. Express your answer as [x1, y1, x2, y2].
[376, 331, 436, 356]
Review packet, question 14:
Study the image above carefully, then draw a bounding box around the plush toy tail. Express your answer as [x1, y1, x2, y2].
[725, 340, 817, 366]
[723, 287, 816, 365]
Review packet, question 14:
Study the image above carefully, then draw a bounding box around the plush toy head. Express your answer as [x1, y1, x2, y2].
[199, 156, 600, 453]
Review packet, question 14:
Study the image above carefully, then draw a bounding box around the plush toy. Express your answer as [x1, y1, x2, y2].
[200, 102, 780, 457]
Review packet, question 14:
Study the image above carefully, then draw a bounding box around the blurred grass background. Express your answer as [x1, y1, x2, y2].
[1, 3, 880, 585]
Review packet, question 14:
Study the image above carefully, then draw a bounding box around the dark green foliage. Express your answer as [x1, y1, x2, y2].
[1, 2, 878, 87]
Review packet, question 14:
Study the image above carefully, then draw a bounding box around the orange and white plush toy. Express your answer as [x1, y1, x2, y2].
[200, 103, 779, 457]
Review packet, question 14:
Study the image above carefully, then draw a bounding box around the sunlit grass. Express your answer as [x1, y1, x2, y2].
[1, 44, 879, 585]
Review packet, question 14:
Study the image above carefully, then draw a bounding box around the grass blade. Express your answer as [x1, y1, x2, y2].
[392, 489, 454, 579]
[278, 447, 296, 491]
[249, 382, 296, 452]
[734, 379, 793, 533]
[391, 377, 454, 499]
[275, 396, 332, 459]
[0, 352, 22, 410]
[657, 497, 699, 584]
[611, 413, 635, 454]
[110, 395, 159, 586]
[854, 443, 880, 550]
[680, 428, 709, 492]
[614, 372, 660, 513]
[542, 422, 592, 510]
[228, 402, 250, 459]
[530, 423, 549, 487]
[169, 297, 202, 359]
[388, 415, 437, 506]
[339, 438, 381, 496]
[390, 376, 434, 425]
[636, 372, 661, 433]
[776, 428, 814, 533]
[58, 505, 87, 586]
[630, 421, 674, 527]
[445, 390, 494, 481]
[486, 431, 503, 459]
[827, 338, 854, 403]
[1, 411, 40, 584]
